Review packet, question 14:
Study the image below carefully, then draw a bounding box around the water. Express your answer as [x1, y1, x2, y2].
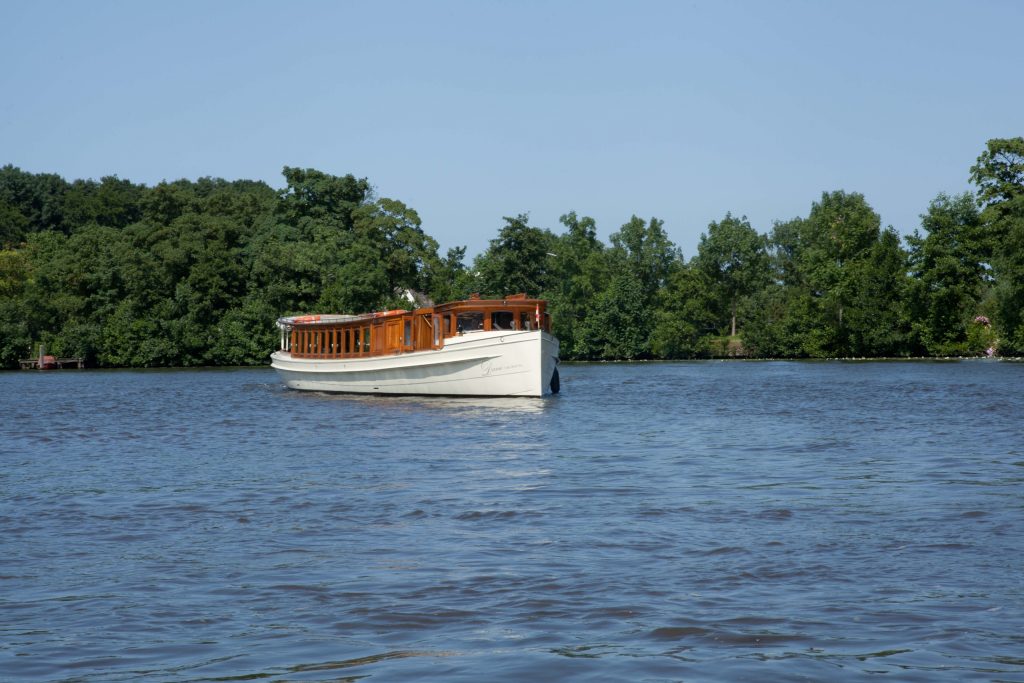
[2, 361, 1023, 682]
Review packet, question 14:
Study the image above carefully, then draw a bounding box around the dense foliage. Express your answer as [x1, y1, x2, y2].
[2, 138, 1023, 368]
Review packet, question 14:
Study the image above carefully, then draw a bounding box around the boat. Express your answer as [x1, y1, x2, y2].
[270, 294, 561, 397]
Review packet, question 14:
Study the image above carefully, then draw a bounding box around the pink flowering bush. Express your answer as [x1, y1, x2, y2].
[967, 315, 997, 356]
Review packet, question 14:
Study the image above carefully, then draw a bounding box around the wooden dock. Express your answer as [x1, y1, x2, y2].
[19, 344, 85, 370]
[19, 357, 85, 370]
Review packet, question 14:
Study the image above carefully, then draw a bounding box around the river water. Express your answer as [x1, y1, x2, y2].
[2, 361, 1022, 682]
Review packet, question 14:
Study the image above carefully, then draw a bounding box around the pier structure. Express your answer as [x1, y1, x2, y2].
[18, 344, 85, 370]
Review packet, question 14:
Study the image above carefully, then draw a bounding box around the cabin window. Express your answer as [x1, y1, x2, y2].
[520, 312, 533, 331]
[433, 316, 441, 346]
[491, 311, 515, 330]
[363, 327, 371, 352]
[403, 319, 412, 346]
[457, 311, 484, 333]
[443, 314, 452, 337]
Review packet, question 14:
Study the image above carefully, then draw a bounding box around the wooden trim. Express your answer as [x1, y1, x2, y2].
[286, 298, 549, 359]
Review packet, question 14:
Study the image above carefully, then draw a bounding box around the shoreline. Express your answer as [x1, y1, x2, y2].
[6, 356, 1024, 373]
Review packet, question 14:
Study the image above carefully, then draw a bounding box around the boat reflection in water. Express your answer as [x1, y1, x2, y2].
[297, 392, 552, 416]
[271, 294, 560, 398]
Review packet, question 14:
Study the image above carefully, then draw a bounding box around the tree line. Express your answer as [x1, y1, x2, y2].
[1, 138, 1022, 368]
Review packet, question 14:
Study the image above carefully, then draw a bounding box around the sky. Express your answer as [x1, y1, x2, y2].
[2, 0, 1022, 259]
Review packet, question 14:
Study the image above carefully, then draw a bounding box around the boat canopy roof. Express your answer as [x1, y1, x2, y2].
[277, 294, 546, 329]
[277, 311, 404, 328]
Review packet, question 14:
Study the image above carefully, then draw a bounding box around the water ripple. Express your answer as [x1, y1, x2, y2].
[1, 361, 1023, 681]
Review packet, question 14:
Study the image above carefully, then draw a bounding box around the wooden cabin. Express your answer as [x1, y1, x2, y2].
[283, 294, 551, 359]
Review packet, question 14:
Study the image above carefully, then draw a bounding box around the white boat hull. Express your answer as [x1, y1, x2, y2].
[270, 330, 560, 397]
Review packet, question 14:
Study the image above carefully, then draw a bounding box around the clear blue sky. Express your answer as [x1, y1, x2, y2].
[2, 0, 1021, 259]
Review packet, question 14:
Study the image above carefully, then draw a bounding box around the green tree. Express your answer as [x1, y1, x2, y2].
[253, 168, 393, 317]
[570, 215, 681, 359]
[425, 246, 469, 305]
[650, 263, 717, 358]
[574, 271, 650, 360]
[744, 193, 907, 357]
[246, 224, 324, 315]
[142, 179, 202, 226]
[17, 226, 128, 364]
[0, 249, 33, 365]
[353, 198, 441, 296]
[785, 192, 887, 355]
[609, 215, 679, 301]
[276, 166, 371, 231]
[0, 165, 68, 236]
[906, 192, 986, 355]
[844, 227, 912, 356]
[0, 198, 30, 247]
[209, 296, 278, 366]
[544, 211, 609, 358]
[801, 191, 882, 353]
[474, 213, 556, 297]
[693, 213, 770, 337]
[970, 137, 1024, 353]
[742, 284, 815, 358]
[61, 176, 144, 231]
[316, 234, 390, 314]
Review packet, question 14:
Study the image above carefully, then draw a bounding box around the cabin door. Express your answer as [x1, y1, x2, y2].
[385, 320, 402, 352]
